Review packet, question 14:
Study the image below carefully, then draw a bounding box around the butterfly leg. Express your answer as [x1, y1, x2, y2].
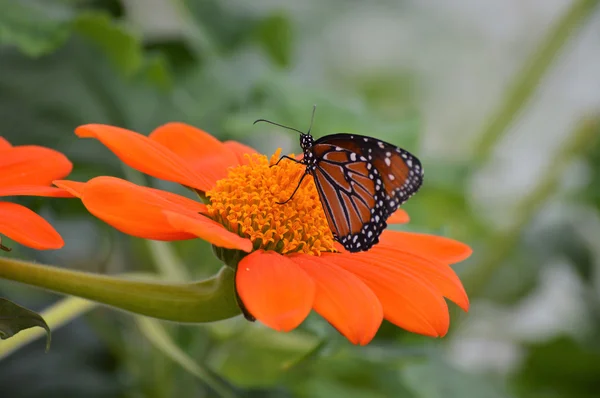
[271, 155, 303, 168]
[276, 172, 310, 204]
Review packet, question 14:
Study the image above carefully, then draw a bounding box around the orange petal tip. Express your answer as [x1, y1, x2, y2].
[0, 202, 64, 250]
[388, 208, 410, 224]
[163, 210, 253, 252]
[53, 180, 86, 198]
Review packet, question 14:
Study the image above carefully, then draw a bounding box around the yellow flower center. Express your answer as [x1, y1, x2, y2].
[206, 150, 336, 255]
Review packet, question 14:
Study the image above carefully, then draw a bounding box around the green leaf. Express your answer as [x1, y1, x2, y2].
[0, 1, 157, 81]
[0, 0, 73, 56]
[254, 13, 292, 67]
[0, 298, 51, 351]
[73, 12, 143, 77]
[210, 325, 319, 387]
[401, 359, 510, 398]
[138, 53, 173, 91]
[514, 336, 600, 398]
[0, 297, 95, 360]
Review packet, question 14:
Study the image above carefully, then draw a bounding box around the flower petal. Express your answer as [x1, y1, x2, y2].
[368, 247, 469, 311]
[237, 251, 315, 331]
[333, 242, 348, 253]
[76, 176, 206, 240]
[0, 137, 12, 149]
[326, 253, 450, 337]
[53, 180, 86, 198]
[379, 230, 472, 264]
[163, 210, 252, 252]
[0, 186, 74, 198]
[75, 124, 212, 191]
[388, 209, 410, 224]
[0, 146, 72, 188]
[0, 202, 63, 249]
[291, 254, 383, 345]
[149, 123, 239, 188]
[223, 140, 258, 165]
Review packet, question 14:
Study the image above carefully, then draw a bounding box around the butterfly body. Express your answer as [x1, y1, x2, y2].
[298, 131, 423, 252]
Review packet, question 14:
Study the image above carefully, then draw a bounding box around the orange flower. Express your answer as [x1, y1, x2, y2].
[55, 123, 471, 345]
[0, 137, 73, 250]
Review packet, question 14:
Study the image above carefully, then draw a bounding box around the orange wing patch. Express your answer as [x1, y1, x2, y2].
[317, 161, 351, 191]
[314, 168, 350, 237]
[373, 154, 410, 197]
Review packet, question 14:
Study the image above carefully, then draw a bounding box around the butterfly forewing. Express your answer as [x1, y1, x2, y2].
[313, 146, 376, 237]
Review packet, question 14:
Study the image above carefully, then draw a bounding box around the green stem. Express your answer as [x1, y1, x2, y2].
[473, 0, 599, 165]
[465, 117, 600, 298]
[137, 317, 239, 398]
[0, 257, 240, 322]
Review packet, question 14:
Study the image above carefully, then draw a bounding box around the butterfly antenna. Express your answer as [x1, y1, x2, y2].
[253, 119, 305, 135]
[307, 104, 317, 135]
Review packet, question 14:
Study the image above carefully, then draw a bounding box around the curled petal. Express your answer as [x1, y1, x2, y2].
[75, 124, 212, 191]
[379, 230, 472, 264]
[76, 177, 206, 241]
[0, 186, 74, 198]
[291, 254, 383, 345]
[53, 180, 85, 198]
[326, 253, 450, 337]
[368, 247, 469, 311]
[149, 123, 239, 189]
[333, 242, 348, 253]
[0, 146, 72, 188]
[163, 211, 252, 252]
[388, 209, 410, 224]
[237, 251, 315, 331]
[223, 140, 258, 165]
[0, 137, 11, 149]
[0, 202, 63, 249]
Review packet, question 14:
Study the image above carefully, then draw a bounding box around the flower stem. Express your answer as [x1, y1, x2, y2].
[0, 257, 240, 322]
[465, 116, 600, 298]
[473, 0, 600, 165]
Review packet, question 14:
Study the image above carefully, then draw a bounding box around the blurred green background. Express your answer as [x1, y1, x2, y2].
[1, 0, 600, 397]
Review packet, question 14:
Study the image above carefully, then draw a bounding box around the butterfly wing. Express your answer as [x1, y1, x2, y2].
[311, 133, 423, 252]
[314, 133, 423, 211]
[311, 144, 376, 244]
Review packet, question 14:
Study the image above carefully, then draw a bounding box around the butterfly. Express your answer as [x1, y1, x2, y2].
[254, 106, 424, 252]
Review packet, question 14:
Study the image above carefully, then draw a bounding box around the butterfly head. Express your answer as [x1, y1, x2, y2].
[299, 133, 316, 169]
[300, 105, 317, 153]
[299, 132, 314, 151]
